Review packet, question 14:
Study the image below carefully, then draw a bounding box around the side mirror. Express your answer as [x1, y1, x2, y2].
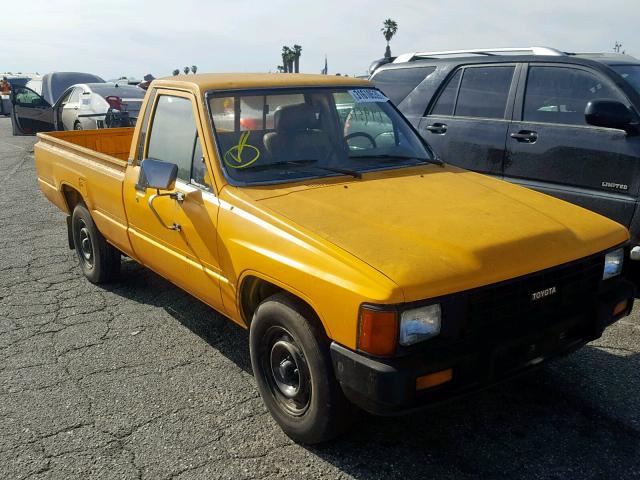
[136, 159, 183, 232]
[137, 158, 178, 191]
[585, 100, 634, 132]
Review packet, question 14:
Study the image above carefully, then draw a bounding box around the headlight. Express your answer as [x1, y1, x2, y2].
[400, 304, 441, 346]
[603, 248, 624, 280]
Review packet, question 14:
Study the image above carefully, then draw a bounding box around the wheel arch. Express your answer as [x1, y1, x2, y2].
[238, 272, 331, 338]
[60, 183, 85, 214]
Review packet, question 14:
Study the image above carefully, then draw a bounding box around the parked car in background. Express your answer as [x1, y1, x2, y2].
[10, 71, 104, 135]
[0, 74, 34, 116]
[55, 83, 146, 130]
[371, 47, 640, 264]
[108, 77, 142, 86]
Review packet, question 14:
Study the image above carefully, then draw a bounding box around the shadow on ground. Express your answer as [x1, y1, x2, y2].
[106, 258, 640, 479]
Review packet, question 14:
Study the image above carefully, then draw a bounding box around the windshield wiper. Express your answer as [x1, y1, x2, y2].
[240, 159, 317, 171]
[349, 154, 444, 166]
[239, 159, 362, 179]
[308, 165, 362, 179]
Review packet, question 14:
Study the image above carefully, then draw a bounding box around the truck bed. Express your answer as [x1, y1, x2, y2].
[34, 128, 136, 256]
[37, 128, 134, 164]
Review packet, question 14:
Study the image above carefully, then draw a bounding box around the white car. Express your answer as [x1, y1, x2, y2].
[57, 83, 146, 130]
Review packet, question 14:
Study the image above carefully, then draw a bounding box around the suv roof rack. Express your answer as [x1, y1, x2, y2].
[392, 47, 566, 64]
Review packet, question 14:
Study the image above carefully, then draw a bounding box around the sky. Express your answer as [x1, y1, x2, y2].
[2, 0, 639, 80]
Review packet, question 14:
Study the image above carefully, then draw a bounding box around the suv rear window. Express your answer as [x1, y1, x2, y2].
[431, 69, 462, 116]
[372, 66, 435, 104]
[455, 66, 515, 119]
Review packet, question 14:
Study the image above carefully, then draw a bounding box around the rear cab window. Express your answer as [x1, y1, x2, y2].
[372, 66, 436, 104]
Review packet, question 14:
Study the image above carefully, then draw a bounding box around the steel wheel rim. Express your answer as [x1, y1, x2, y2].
[77, 220, 94, 267]
[263, 326, 311, 416]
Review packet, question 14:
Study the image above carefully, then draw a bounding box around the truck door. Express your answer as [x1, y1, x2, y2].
[10, 86, 55, 134]
[123, 89, 225, 312]
[504, 64, 640, 227]
[417, 64, 519, 176]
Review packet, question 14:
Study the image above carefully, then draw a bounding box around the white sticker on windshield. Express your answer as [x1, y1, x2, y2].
[348, 89, 389, 103]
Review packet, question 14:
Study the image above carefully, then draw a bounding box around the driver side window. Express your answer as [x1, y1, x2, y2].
[14, 87, 47, 107]
[147, 94, 211, 190]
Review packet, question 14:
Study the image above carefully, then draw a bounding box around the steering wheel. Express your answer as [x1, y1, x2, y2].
[344, 132, 377, 149]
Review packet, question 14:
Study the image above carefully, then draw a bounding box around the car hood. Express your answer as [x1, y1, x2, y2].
[242, 165, 628, 302]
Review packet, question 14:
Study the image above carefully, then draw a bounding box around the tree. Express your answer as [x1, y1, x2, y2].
[381, 18, 398, 58]
[281, 46, 292, 73]
[293, 45, 302, 73]
[286, 50, 295, 73]
[277, 65, 285, 73]
[191, 65, 198, 74]
[172, 69, 180, 76]
[183, 66, 190, 75]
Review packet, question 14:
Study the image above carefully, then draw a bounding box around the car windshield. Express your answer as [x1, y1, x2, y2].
[208, 87, 434, 185]
[612, 65, 640, 95]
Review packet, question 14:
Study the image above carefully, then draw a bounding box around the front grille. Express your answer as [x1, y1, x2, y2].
[467, 255, 604, 338]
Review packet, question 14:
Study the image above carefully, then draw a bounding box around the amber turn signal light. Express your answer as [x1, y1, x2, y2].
[358, 307, 398, 356]
[416, 368, 453, 391]
[613, 299, 628, 317]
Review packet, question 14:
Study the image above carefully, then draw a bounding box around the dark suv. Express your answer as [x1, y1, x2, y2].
[370, 47, 640, 261]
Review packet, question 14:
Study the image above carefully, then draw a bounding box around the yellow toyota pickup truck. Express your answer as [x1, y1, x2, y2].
[33, 73, 634, 444]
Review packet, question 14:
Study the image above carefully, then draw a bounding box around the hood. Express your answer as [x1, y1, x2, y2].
[241, 166, 629, 302]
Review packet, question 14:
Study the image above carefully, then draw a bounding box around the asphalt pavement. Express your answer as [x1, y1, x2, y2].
[0, 116, 639, 479]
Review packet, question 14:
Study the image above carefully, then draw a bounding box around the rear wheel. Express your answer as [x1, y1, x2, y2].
[249, 292, 353, 444]
[71, 204, 120, 283]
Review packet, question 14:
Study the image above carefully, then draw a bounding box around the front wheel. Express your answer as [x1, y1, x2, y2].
[71, 204, 120, 283]
[249, 292, 353, 444]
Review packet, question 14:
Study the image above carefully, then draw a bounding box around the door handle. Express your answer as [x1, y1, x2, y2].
[510, 130, 538, 143]
[426, 123, 448, 134]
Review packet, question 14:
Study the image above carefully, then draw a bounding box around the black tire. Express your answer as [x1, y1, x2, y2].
[249, 292, 353, 444]
[71, 204, 120, 283]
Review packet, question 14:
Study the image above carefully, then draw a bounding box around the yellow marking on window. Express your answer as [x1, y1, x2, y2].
[224, 131, 261, 169]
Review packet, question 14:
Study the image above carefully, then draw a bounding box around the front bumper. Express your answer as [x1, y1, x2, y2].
[331, 278, 635, 415]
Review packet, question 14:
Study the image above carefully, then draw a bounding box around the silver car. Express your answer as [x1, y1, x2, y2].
[57, 83, 145, 130]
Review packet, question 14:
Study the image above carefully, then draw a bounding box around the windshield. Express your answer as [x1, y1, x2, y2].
[612, 65, 640, 95]
[90, 84, 145, 98]
[208, 87, 433, 185]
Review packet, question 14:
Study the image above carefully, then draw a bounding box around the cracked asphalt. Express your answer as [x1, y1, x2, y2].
[0, 116, 639, 480]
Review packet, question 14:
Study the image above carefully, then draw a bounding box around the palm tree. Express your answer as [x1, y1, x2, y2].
[172, 69, 180, 76]
[381, 18, 398, 58]
[191, 65, 198, 74]
[183, 66, 190, 75]
[293, 45, 302, 73]
[286, 51, 296, 74]
[281, 46, 292, 73]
